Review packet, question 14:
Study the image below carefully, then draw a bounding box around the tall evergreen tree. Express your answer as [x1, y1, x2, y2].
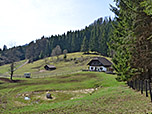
[81, 36, 89, 52]
[110, 0, 152, 81]
[3, 45, 7, 51]
[130, 0, 152, 80]
[109, 0, 134, 81]
[89, 26, 99, 52]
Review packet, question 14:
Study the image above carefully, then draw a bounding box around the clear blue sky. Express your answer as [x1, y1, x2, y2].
[0, 0, 115, 48]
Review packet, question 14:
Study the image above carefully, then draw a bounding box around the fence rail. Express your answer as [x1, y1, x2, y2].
[0, 70, 82, 79]
[127, 80, 152, 102]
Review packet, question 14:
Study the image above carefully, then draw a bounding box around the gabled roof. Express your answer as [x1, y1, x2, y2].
[87, 57, 112, 67]
[44, 65, 56, 69]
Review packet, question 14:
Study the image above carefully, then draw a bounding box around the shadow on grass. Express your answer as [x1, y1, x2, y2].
[0, 77, 25, 83]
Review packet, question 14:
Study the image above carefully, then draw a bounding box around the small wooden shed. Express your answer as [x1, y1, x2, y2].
[44, 65, 56, 71]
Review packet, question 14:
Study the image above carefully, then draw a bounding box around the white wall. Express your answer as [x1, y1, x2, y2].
[89, 66, 107, 72]
[101, 66, 107, 72]
[89, 66, 95, 71]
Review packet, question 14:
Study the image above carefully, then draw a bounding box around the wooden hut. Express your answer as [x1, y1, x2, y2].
[44, 65, 56, 71]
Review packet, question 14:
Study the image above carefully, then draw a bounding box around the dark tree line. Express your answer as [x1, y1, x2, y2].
[0, 46, 26, 65]
[0, 17, 114, 66]
[109, 0, 152, 81]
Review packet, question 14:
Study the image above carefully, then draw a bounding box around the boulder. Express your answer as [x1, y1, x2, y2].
[46, 93, 52, 99]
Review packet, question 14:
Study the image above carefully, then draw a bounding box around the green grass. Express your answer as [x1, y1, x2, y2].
[0, 52, 152, 113]
[0, 72, 152, 114]
[0, 59, 27, 75]
[0, 52, 110, 77]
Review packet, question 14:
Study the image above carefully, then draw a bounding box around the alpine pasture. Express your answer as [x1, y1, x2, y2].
[0, 52, 152, 113]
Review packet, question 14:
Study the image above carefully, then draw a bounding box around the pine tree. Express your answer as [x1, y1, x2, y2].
[110, 0, 152, 81]
[81, 36, 89, 52]
[3, 45, 7, 51]
[90, 26, 99, 52]
[109, 0, 134, 81]
[130, 0, 152, 80]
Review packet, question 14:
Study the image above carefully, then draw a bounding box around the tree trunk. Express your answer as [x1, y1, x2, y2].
[148, 69, 151, 82]
[10, 62, 14, 81]
[10, 70, 13, 81]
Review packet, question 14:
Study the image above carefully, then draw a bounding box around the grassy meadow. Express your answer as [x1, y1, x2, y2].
[0, 52, 152, 113]
[0, 72, 152, 113]
[0, 52, 108, 77]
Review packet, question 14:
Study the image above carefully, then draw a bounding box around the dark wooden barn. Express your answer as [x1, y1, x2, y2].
[44, 65, 56, 71]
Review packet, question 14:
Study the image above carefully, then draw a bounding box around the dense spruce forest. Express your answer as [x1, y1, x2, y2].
[109, 0, 152, 81]
[0, 17, 114, 65]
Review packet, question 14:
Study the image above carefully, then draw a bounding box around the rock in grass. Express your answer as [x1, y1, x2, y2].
[24, 97, 30, 100]
[46, 93, 52, 99]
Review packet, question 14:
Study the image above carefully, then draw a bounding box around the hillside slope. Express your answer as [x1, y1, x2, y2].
[0, 72, 152, 113]
[0, 52, 111, 78]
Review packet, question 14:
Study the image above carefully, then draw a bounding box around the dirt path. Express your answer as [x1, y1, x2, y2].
[1, 60, 29, 77]
[15, 60, 29, 70]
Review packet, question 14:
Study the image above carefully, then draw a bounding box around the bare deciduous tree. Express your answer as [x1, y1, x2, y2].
[51, 45, 62, 61]
[8, 48, 19, 81]
[63, 49, 68, 60]
[9, 62, 16, 81]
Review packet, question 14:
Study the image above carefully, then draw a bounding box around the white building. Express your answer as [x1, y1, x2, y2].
[87, 57, 113, 73]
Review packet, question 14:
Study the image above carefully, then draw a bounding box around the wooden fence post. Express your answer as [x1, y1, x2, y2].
[129, 81, 131, 87]
[133, 80, 135, 90]
[145, 80, 148, 97]
[127, 81, 130, 87]
[130, 81, 132, 87]
[141, 80, 143, 94]
[135, 80, 137, 90]
[148, 80, 152, 102]
[131, 81, 133, 89]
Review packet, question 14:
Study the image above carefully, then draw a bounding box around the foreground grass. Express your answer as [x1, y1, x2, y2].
[0, 72, 152, 113]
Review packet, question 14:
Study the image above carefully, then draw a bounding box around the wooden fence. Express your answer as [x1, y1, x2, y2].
[127, 80, 152, 102]
[0, 70, 82, 79]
